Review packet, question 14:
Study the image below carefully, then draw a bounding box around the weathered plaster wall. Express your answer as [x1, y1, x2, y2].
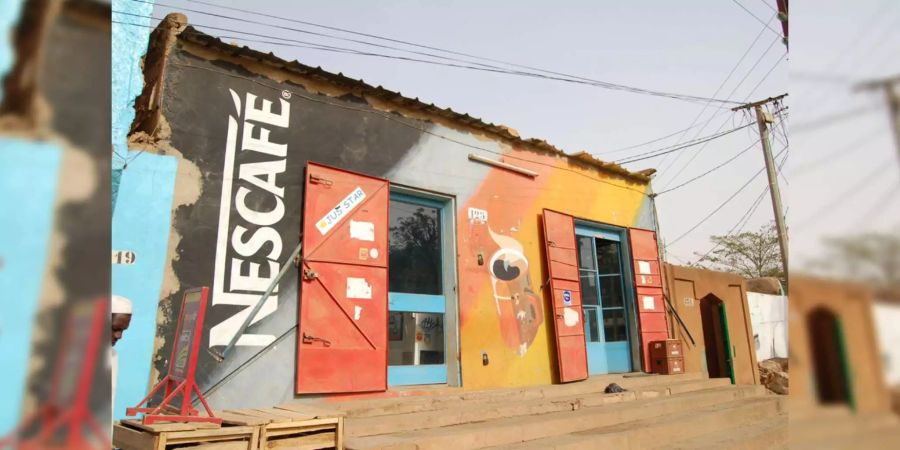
[0, 0, 112, 431]
[790, 276, 890, 414]
[663, 264, 760, 385]
[132, 26, 653, 410]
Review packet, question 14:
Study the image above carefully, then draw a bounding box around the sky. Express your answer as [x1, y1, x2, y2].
[135, 0, 899, 272]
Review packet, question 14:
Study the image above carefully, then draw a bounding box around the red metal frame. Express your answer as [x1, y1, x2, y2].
[0, 298, 110, 449]
[296, 162, 390, 394]
[542, 208, 589, 383]
[126, 287, 221, 425]
[627, 228, 671, 372]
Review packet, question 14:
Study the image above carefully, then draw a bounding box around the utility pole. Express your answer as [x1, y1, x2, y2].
[857, 75, 900, 170]
[732, 93, 790, 288]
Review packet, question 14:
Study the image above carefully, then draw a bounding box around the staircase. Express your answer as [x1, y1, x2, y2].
[305, 372, 787, 449]
[788, 404, 900, 450]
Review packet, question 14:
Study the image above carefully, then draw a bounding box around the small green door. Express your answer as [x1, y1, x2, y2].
[718, 303, 735, 385]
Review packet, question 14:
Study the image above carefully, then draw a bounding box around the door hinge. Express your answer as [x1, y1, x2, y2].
[302, 332, 332, 347]
[309, 174, 334, 186]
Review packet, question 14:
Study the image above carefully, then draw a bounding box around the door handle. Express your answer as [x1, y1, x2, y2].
[302, 332, 332, 347]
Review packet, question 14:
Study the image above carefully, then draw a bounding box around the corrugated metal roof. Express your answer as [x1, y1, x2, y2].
[176, 24, 653, 184]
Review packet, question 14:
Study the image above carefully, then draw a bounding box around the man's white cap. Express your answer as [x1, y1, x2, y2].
[112, 295, 133, 314]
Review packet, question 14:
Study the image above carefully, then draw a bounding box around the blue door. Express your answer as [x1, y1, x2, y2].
[575, 225, 633, 374]
[387, 192, 449, 385]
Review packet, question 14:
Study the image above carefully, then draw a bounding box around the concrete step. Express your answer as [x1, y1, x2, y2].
[789, 422, 900, 450]
[326, 372, 708, 419]
[789, 410, 900, 449]
[665, 414, 787, 450]
[345, 378, 737, 438]
[493, 395, 785, 449]
[344, 384, 765, 449]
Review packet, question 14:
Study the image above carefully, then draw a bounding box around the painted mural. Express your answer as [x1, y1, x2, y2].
[132, 24, 657, 410]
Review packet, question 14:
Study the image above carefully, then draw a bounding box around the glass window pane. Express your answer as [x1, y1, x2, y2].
[579, 271, 599, 306]
[599, 275, 624, 308]
[389, 201, 442, 294]
[583, 308, 601, 343]
[577, 236, 596, 270]
[602, 309, 628, 342]
[388, 312, 445, 365]
[595, 239, 621, 274]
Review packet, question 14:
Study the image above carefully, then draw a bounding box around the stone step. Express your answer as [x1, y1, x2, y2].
[789, 422, 900, 450]
[666, 414, 787, 450]
[344, 384, 765, 449]
[789, 411, 900, 448]
[493, 396, 785, 449]
[323, 372, 707, 419]
[345, 377, 737, 438]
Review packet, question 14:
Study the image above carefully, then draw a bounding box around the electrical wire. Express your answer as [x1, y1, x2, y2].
[656, 35, 783, 185]
[168, 59, 652, 196]
[659, 48, 786, 189]
[731, 0, 784, 38]
[615, 123, 755, 165]
[691, 148, 788, 263]
[119, 2, 741, 106]
[653, 14, 775, 172]
[655, 138, 760, 195]
[666, 146, 787, 246]
[593, 110, 733, 156]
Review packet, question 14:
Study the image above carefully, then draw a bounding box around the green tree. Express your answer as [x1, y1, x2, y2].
[810, 232, 900, 290]
[693, 222, 784, 282]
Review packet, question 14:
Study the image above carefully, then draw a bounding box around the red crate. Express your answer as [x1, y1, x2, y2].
[649, 339, 683, 360]
[652, 356, 684, 375]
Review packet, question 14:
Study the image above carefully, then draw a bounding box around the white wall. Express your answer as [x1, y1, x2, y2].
[747, 292, 788, 361]
[873, 302, 900, 387]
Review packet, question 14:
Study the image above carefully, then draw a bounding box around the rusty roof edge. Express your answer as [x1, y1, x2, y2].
[174, 24, 651, 184]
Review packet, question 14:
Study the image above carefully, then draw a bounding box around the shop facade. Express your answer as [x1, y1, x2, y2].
[129, 15, 669, 410]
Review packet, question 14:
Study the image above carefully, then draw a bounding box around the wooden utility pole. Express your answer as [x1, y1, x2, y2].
[857, 75, 900, 169]
[732, 94, 790, 287]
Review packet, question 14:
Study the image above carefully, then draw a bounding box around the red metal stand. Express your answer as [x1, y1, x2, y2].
[0, 298, 111, 450]
[126, 287, 222, 425]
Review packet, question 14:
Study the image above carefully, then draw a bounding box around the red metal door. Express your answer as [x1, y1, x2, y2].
[296, 162, 389, 393]
[542, 209, 589, 383]
[628, 228, 670, 372]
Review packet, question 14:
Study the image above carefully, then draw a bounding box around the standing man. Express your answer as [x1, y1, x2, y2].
[111, 296, 132, 419]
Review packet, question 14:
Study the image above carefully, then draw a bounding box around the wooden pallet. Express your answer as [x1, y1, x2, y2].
[113, 419, 259, 450]
[218, 405, 344, 450]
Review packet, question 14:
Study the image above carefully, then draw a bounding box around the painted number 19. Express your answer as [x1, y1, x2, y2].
[112, 250, 137, 265]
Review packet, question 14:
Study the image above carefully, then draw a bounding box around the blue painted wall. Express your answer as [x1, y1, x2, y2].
[0, 140, 61, 435]
[111, 152, 177, 419]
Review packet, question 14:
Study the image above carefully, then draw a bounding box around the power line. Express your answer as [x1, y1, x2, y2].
[791, 103, 883, 133]
[692, 148, 788, 263]
[795, 161, 894, 229]
[666, 146, 787, 246]
[654, 14, 776, 173]
[655, 138, 760, 195]
[593, 110, 733, 156]
[122, 1, 741, 106]
[615, 123, 755, 165]
[730, 0, 784, 38]
[659, 46, 786, 188]
[168, 59, 652, 196]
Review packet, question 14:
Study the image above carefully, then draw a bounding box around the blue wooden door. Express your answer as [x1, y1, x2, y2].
[575, 226, 633, 375]
[386, 193, 449, 385]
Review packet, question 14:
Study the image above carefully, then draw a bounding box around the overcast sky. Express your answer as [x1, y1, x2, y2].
[141, 0, 898, 271]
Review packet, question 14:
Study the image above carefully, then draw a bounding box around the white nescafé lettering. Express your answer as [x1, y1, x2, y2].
[210, 89, 291, 347]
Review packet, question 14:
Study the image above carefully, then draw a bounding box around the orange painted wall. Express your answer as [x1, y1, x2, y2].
[454, 146, 652, 389]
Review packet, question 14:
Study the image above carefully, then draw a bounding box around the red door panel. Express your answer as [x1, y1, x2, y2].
[542, 209, 588, 383]
[297, 162, 389, 394]
[628, 228, 670, 372]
